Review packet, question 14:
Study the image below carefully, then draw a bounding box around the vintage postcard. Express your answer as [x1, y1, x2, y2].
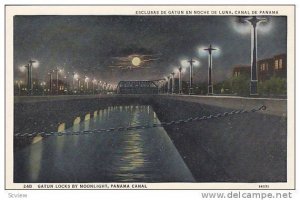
[5, 5, 295, 190]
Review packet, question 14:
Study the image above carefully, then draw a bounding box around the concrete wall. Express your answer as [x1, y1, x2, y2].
[14, 94, 287, 182]
[14, 95, 152, 150]
[151, 95, 287, 182]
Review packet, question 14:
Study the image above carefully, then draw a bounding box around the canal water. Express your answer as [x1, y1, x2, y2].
[14, 105, 195, 183]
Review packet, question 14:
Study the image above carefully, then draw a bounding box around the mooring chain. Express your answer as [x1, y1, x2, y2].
[14, 105, 267, 138]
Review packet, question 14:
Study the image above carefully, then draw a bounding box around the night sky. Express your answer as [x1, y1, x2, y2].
[14, 15, 287, 84]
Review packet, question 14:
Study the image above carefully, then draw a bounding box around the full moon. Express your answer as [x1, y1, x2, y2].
[131, 57, 141, 66]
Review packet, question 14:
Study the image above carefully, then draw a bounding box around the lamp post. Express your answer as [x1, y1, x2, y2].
[55, 67, 59, 95]
[163, 77, 167, 94]
[102, 82, 105, 93]
[160, 80, 165, 94]
[245, 16, 267, 96]
[85, 76, 89, 94]
[40, 81, 46, 96]
[78, 78, 81, 93]
[167, 76, 171, 94]
[204, 44, 217, 95]
[19, 59, 39, 95]
[24, 59, 36, 95]
[92, 78, 97, 95]
[171, 72, 175, 94]
[178, 66, 183, 94]
[63, 75, 68, 94]
[106, 84, 110, 93]
[187, 58, 196, 95]
[73, 73, 79, 94]
[16, 80, 22, 96]
[48, 71, 53, 94]
[98, 81, 102, 94]
[53, 67, 63, 95]
[28, 60, 36, 95]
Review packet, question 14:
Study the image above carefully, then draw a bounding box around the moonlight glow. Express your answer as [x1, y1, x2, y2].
[131, 57, 141, 66]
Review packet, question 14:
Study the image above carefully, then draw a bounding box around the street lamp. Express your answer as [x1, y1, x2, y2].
[48, 70, 54, 94]
[15, 80, 22, 96]
[53, 67, 63, 95]
[204, 44, 217, 95]
[98, 80, 102, 94]
[73, 73, 79, 93]
[40, 81, 46, 96]
[163, 77, 168, 94]
[85, 76, 89, 94]
[244, 16, 267, 95]
[171, 72, 175, 94]
[78, 78, 81, 93]
[187, 58, 196, 95]
[92, 78, 97, 95]
[20, 59, 37, 95]
[159, 80, 165, 94]
[19, 65, 26, 73]
[177, 67, 183, 94]
[167, 76, 171, 94]
[63, 75, 68, 94]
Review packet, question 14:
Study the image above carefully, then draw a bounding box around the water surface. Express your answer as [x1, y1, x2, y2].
[14, 105, 195, 183]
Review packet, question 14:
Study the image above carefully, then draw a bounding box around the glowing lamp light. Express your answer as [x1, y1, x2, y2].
[213, 46, 221, 57]
[193, 59, 200, 67]
[199, 45, 221, 58]
[257, 20, 272, 34]
[172, 67, 178, 74]
[198, 45, 209, 57]
[180, 60, 190, 68]
[19, 65, 27, 72]
[32, 60, 39, 68]
[181, 67, 187, 73]
[231, 17, 251, 35]
[231, 17, 271, 35]
[73, 73, 79, 80]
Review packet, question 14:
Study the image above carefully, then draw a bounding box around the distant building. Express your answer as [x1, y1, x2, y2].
[257, 57, 274, 81]
[232, 64, 251, 78]
[232, 53, 287, 81]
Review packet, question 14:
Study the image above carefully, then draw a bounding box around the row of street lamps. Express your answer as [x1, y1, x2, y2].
[17, 61, 116, 96]
[18, 59, 37, 95]
[161, 16, 267, 96]
[161, 44, 218, 95]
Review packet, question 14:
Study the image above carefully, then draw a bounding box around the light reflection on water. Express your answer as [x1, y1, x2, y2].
[14, 105, 194, 183]
[28, 141, 42, 182]
[113, 108, 149, 181]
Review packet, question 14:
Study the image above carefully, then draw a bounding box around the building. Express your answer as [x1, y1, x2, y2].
[233, 53, 287, 81]
[232, 64, 251, 78]
[257, 58, 273, 81]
